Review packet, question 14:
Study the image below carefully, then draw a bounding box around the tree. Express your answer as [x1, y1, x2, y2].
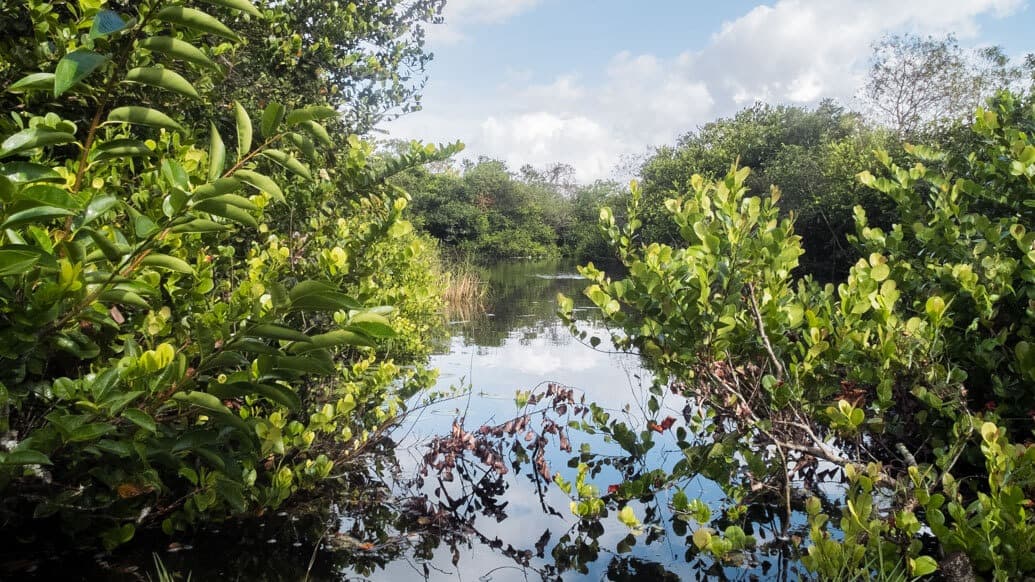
[864, 33, 1031, 135]
[564, 92, 1035, 579]
[638, 101, 896, 280]
[0, 0, 451, 551]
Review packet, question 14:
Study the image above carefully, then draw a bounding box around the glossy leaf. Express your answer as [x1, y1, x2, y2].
[2, 450, 53, 465]
[124, 67, 199, 99]
[249, 323, 311, 343]
[192, 198, 258, 226]
[140, 254, 194, 274]
[0, 249, 41, 276]
[234, 169, 284, 203]
[90, 139, 154, 162]
[155, 7, 241, 42]
[261, 103, 285, 138]
[1, 162, 63, 184]
[54, 49, 108, 97]
[0, 128, 77, 159]
[122, 409, 157, 433]
[1, 205, 73, 229]
[209, 123, 226, 181]
[88, 9, 128, 39]
[234, 101, 252, 159]
[107, 106, 183, 132]
[260, 149, 311, 179]
[7, 72, 56, 93]
[196, 0, 262, 17]
[139, 37, 217, 70]
[285, 106, 337, 127]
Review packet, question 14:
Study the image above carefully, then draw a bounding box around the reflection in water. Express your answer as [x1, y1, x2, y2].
[11, 260, 814, 580]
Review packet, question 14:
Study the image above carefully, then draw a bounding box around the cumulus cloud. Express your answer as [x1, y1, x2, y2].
[395, 0, 1026, 181]
[428, 0, 543, 43]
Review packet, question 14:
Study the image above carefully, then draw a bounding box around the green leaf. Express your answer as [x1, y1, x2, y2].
[168, 218, 231, 233]
[1, 205, 73, 229]
[99, 289, 150, 309]
[980, 422, 999, 443]
[0, 249, 40, 276]
[909, 555, 938, 577]
[193, 178, 242, 200]
[192, 198, 258, 227]
[68, 422, 115, 442]
[261, 103, 285, 138]
[692, 528, 712, 550]
[19, 184, 80, 209]
[89, 9, 128, 39]
[193, 193, 256, 211]
[285, 106, 337, 127]
[348, 312, 396, 338]
[80, 228, 126, 262]
[1, 450, 53, 465]
[288, 281, 359, 311]
[122, 409, 157, 433]
[124, 67, 199, 99]
[7, 73, 56, 93]
[140, 254, 194, 274]
[234, 169, 284, 203]
[139, 37, 217, 70]
[90, 139, 154, 162]
[234, 101, 252, 159]
[155, 7, 241, 42]
[617, 506, 640, 528]
[209, 382, 301, 411]
[54, 49, 108, 97]
[286, 132, 318, 162]
[209, 123, 225, 181]
[250, 323, 311, 343]
[0, 128, 77, 159]
[1, 162, 63, 184]
[289, 330, 374, 353]
[925, 296, 946, 320]
[196, 0, 262, 17]
[261, 149, 311, 179]
[107, 106, 183, 132]
[299, 121, 332, 147]
[77, 194, 119, 228]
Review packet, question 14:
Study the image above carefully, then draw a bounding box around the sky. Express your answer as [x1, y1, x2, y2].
[386, 0, 1034, 182]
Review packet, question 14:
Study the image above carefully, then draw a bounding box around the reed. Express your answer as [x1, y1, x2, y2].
[441, 259, 487, 321]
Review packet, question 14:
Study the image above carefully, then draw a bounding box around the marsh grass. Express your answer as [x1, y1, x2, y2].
[441, 258, 487, 321]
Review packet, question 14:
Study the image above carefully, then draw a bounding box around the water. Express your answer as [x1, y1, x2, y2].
[10, 259, 812, 580]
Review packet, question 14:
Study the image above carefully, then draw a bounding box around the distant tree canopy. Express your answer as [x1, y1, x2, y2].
[398, 158, 624, 260]
[637, 101, 898, 280]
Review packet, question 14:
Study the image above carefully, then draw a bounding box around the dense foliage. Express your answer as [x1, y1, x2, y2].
[0, 0, 451, 550]
[637, 101, 898, 280]
[563, 92, 1035, 580]
[399, 158, 625, 260]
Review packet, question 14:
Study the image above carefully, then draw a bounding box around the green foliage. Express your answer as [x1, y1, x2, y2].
[563, 93, 1035, 578]
[638, 101, 898, 280]
[0, 0, 449, 549]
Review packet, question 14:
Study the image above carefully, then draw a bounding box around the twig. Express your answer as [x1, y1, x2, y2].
[746, 283, 786, 381]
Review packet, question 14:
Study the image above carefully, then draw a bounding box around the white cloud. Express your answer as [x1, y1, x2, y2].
[428, 0, 543, 43]
[394, 0, 1026, 181]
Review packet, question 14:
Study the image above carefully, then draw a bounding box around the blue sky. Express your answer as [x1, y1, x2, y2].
[388, 0, 1034, 181]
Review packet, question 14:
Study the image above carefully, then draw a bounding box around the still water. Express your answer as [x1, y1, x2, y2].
[16, 260, 810, 580]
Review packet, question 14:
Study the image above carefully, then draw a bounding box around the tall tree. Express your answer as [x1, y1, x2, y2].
[864, 33, 1031, 135]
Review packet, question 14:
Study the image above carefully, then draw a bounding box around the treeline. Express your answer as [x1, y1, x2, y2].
[402, 34, 1035, 283]
[393, 158, 624, 260]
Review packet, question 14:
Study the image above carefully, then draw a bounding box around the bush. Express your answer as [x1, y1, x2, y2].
[0, 0, 449, 549]
[563, 93, 1035, 579]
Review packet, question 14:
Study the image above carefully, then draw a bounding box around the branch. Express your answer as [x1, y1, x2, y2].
[746, 283, 786, 381]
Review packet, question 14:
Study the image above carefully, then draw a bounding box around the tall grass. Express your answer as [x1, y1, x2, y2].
[441, 258, 487, 321]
